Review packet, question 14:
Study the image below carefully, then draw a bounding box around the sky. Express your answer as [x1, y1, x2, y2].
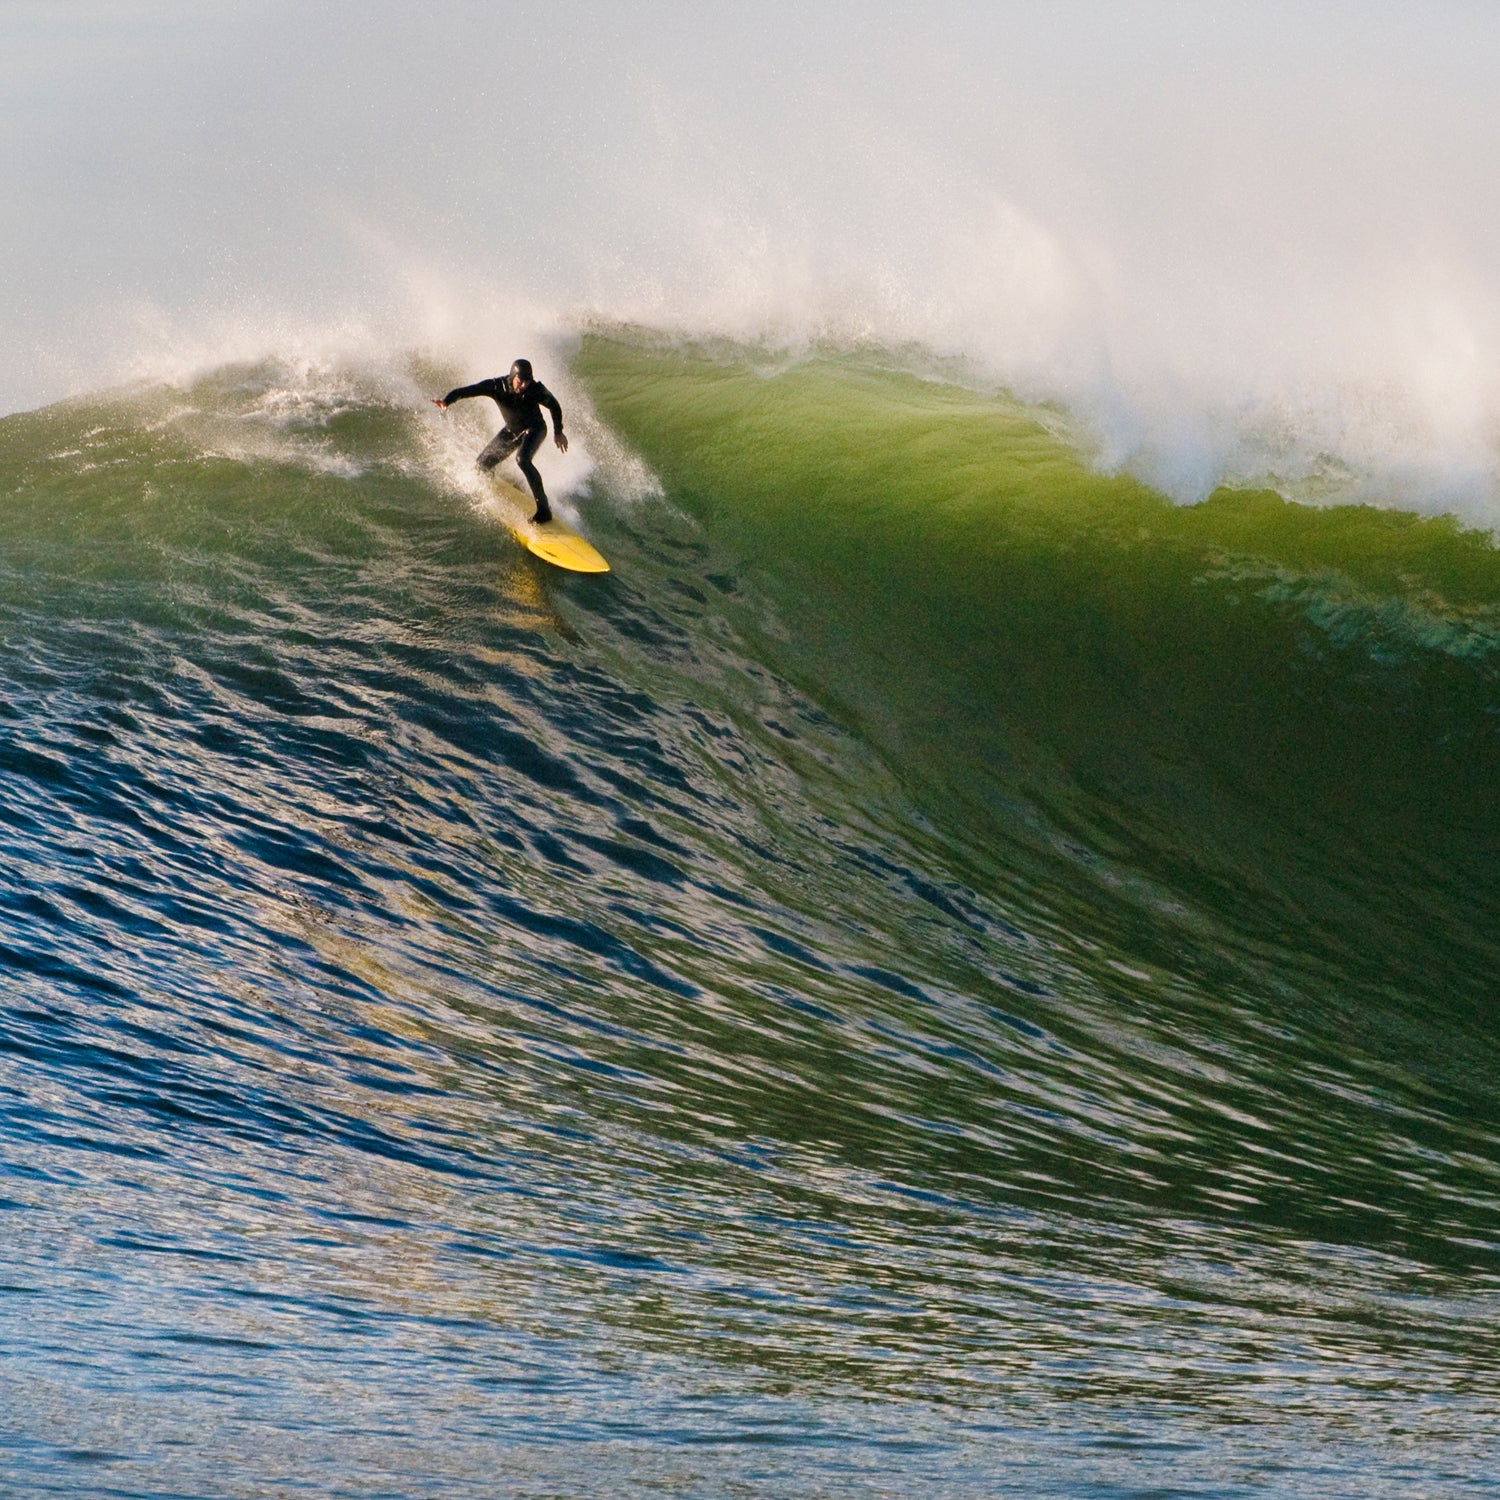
[6, 0, 1500, 510]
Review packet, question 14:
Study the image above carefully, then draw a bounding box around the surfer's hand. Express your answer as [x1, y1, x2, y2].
[431, 398, 448, 410]
[555, 431, 569, 453]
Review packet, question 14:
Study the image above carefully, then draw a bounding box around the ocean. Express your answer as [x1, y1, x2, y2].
[5, 3, 1500, 1494]
[0, 329, 1495, 1496]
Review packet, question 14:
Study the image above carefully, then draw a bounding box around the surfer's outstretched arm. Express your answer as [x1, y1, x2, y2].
[432, 379, 500, 411]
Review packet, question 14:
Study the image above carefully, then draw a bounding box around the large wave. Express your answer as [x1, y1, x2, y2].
[2, 335, 1499, 1493]
[13, 330, 1500, 1041]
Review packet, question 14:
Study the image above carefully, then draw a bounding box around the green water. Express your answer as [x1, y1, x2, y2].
[578, 333, 1500, 1034]
[0, 339, 1495, 1496]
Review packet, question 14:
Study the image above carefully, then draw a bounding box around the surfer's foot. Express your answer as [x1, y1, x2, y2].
[531, 505, 552, 525]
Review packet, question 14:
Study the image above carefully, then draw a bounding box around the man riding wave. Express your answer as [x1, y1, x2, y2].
[433, 358, 568, 524]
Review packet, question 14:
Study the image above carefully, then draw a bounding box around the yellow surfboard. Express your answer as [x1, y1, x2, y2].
[489, 477, 610, 574]
[517, 516, 611, 573]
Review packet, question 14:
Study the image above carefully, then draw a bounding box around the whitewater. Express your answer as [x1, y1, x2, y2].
[3, 4, 1499, 1496]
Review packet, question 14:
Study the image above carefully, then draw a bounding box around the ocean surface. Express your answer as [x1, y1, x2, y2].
[1, 328, 1497, 1497]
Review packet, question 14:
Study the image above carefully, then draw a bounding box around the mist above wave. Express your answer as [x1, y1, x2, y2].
[10, 1, 1500, 519]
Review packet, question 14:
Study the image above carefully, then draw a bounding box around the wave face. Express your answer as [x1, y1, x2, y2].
[1, 337, 1498, 1497]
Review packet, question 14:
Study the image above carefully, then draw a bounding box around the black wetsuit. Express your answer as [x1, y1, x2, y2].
[442, 377, 564, 518]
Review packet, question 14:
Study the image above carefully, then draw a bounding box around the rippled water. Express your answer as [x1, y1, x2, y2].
[1, 345, 1497, 1496]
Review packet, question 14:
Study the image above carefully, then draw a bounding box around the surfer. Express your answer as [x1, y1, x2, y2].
[432, 359, 569, 524]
